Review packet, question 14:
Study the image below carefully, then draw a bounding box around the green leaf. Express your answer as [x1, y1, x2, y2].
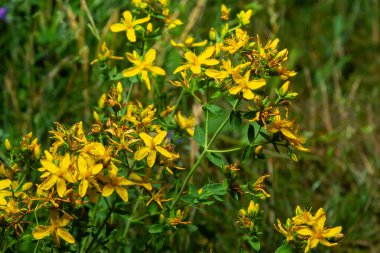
[241, 145, 254, 162]
[148, 224, 165, 234]
[194, 125, 205, 147]
[206, 152, 226, 168]
[275, 244, 293, 253]
[248, 236, 261, 251]
[203, 104, 222, 114]
[229, 111, 242, 129]
[248, 124, 255, 143]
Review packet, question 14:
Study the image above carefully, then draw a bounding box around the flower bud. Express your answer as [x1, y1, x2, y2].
[255, 145, 263, 155]
[98, 93, 107, 108]
[209, 27, 216, 41]
[4, 138, 11, 151]
[147, 23, 153, 33]
[34, 145, 41, 160]
[247, 200, 259, 216]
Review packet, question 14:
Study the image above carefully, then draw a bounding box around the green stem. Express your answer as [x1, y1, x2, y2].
[125, 82, 134, 103]
[122, 191, 142, 238]
[170, 99, 240, 209]
[85, 199, 113, 253]
[167, 88, 185, 123]
[80, 199, 100, 253]
[208, 147, 242, 153]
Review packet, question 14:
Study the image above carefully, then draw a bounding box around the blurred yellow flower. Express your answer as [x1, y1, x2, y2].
[174, 112, 195, 136]
[170, 36, 207, 48]
[123, 48, 166, 90]
[222, 28, 250, 54]
[237, 9, 252, 25]
[110, 10, 150, 42]
[38, 153, 76, 198]
[297, 214, 343, 252]
[33, 209, 75, 246]
[134, 131, 174, 167]
[174, 46, 219, 74]
[90, 42, 123, 65]
[221, 4, 231, 21]
[229, 71, 266, 100]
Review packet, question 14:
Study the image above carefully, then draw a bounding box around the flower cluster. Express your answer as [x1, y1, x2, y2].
[275, 206, 344, 252]
[0, 1, 343, 252]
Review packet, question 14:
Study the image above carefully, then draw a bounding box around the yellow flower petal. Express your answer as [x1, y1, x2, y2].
[57, 228, 75, 244]
[57, 178, 67, 198]
[229, 86, 242, 95]
[190, 65, 201, 74]
[122, 10, 133, 22]
[40, 175, 58, 191]
[144, 49, 156, 64]
[110, 23, 126, 32]
[153, 131, 167, 145]
[147, 66, 166, 76]
[133, 15, 150, 26]
[102, 184, 115, 197]
[139, 132, 153, 146]
[141, 71, 151, 90]
[79, 179, 89, 197]
[173, 65, 188, 74]
[33, 226, 53, 240]
[115, 186, 129, 202]
[198, 46, 215, 61]
[323, 226, 342, 238]
[242, 88, 255, 100]
[247, 79, 266, 90]
[127, 29, 137, 42]
[135, 147, 150, 160]
[40, 160, 59, 174]
[61, 153, 71, 172]
[0, 179, 11, 190]
[123, 67, 140, 77]
[202, 59, 219, 66]
[156, 146, 173, 158]
[90, 164, 103, 175]
[147, 151, 157, 167]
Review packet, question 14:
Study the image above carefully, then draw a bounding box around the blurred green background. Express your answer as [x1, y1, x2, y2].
[0, 0, 379, 252]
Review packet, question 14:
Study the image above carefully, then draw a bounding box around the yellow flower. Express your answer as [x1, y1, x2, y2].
[274, 218, 295, 242]
[146, 188, 173, 210]
[222, 28, 250, 54]
[296, 214, 343, 252]
[163, 8, 183, 29]
[174, 46, 219, 75]
[0, 179, 12, 205]
[32, 209, 75, 246]
[134, 131, 175, 167]
[247, 200, 259, 215]
[77, 154, 103, 197]
[237, 9, 252, 25]
[251, 174, 271, 199]
[102, 163, 135, 202]
[205, 59, 250, 80]
[229, 71, 266, 100]
[90, 42, 123, 65]
[132, 0, 148, 9]
[122, 49, 166, 90]
[169, 71, 190, 89]
[170, 36, 208, 48]
[221, 4, 231, 21]
[110, 10, 150, 42]
[292, 206, 325, 226]
[265, 109, 310, 152]
[4, 138, 11, 151]
[174, 112, 195, 136]
[39, 153, 76, 198]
